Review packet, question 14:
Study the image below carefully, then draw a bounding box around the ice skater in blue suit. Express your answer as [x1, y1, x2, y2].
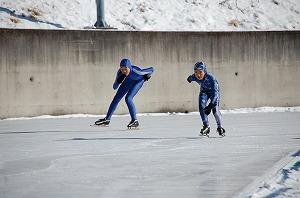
[95, 58, 154, 129]
[187, 61, 225, 137]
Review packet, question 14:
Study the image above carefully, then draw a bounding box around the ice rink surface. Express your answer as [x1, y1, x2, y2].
[0, 112, 299, 198]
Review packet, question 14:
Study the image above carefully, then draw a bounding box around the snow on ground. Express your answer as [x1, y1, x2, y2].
[0, 0, 299, 30]
[0, 0, 96, 29]
[240, 150, 300, 198]
[3, 106, 300, 121]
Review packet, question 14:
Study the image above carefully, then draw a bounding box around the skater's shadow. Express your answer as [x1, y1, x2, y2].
[0, 6, 64, 28]
[0, 130, 107, 135]
[60, 137, 203, 141]
[0, 130, 66, 134]
[1, 128, 182, 135]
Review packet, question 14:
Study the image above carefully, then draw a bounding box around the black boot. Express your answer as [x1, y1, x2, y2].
[127, 120, 139, 129]
[217, 127, 225, 137]
[200, 125, 210, 136]
[94, 117, 110, 126]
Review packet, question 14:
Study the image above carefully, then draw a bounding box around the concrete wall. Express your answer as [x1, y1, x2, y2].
[0, 29, 299, 118]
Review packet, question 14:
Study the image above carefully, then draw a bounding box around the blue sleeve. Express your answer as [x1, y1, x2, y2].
[142, 67, 154, 75]
[132, 66, 154, 76]
[113, 70, 123, 90]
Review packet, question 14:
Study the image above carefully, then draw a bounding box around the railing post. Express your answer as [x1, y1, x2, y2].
[95, 0, 106, 28]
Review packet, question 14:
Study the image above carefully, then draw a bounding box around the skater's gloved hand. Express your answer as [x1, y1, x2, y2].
[204, 103, 214, 115]
[117, 74, 126, 83]
[187, 75, 193, 83]
[143, 74, 151, 81]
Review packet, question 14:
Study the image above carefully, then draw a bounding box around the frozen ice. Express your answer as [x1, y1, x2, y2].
[1, 112, 299, 198]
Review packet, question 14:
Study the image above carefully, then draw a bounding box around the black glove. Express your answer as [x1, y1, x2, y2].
[187, 75, 193, 83]
[143, 74, 151, 81]
[117, 74, 126, 83]
[204, 103, 214, 115]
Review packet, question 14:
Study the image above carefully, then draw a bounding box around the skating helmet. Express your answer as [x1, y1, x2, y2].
[194, 61, 207, 73]
[120, 58, 132, 69]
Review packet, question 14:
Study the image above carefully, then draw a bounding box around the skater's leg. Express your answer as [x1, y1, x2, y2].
[212, 105, 222, 128]
[106, 79, 131, 120]
[211, 96, 225, 136]
[125, 79, 144, 121]
[199, 92, 209, 126]
[211, 95, 222, 128]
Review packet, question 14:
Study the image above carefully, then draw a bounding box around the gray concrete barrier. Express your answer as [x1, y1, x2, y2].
[0, 29, 299, 118]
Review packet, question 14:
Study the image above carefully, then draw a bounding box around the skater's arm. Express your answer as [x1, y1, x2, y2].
[131, 66, 154, 81]
[132, 66, 154, 76]
[113, 70, 125, 90]
[187, 74, 196, 83]
[142, 67, 154, 75]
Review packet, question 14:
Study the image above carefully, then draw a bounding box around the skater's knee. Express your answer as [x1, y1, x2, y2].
[125, 95, 133, 104]
[199, 103, 206, 110]
[212, 105, 220, 114]
[112, 95, 122, 104]
[212, 107, 217, 114]
[199, 98, 207, 110]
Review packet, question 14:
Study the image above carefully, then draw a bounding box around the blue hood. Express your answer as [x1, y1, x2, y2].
[194, 61, 207, 73]
[120, 58, 132, 69]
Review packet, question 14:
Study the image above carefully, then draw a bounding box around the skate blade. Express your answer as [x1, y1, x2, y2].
[90, 124, 109, 127]
[127, 126, 139, 130]
[199, 133, 209, 138]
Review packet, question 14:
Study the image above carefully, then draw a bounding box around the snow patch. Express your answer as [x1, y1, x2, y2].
[2, 106, 300, 121]
[221, 106, 300, 114]
[0, 0, 299, 30]
[246, 150, 300, 198]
